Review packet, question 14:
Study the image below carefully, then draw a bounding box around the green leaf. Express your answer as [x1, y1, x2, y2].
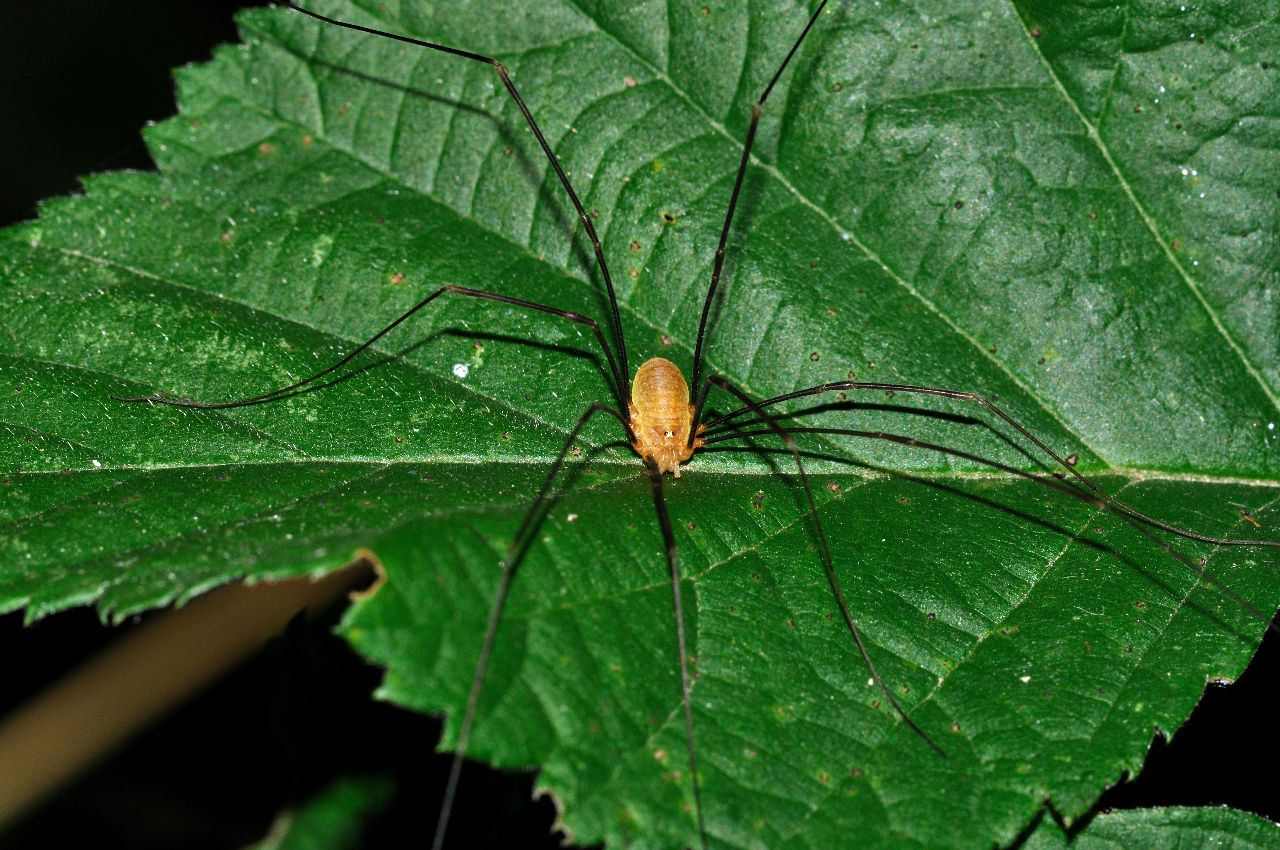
[1023, 806, 1280, 849]
[245, 775, 394, 850]
[2, 2, 1278, 848]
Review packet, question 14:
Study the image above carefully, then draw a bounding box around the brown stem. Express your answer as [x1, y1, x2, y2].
[0, 559, 378, 831]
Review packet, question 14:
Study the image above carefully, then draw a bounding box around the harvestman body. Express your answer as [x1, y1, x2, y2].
[631, 358, 704, 476]
[115, 2, 1280, 847]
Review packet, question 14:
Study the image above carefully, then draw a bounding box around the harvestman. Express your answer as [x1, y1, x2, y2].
[115, 2, 1280, 847]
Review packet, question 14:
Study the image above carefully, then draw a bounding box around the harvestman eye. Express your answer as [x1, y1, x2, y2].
[111, 2, 1280, 848]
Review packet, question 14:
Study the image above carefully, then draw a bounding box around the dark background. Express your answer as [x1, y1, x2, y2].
[1, 2, 1276, 848]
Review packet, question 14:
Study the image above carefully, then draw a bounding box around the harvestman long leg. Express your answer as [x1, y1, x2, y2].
[701, 424, 1280, 637]
[119, 2, 642, 415]
[119, 1, 645, 414]
[702, 374, 947, 755]
[113, 285, 627, 414]
[687, 0, 830, 403]
[437, 419, 717, 850]
[702, 380, 1280, 552]
[432, 401, 629, 850]
[647, 463, 710, 850]
[281, 1, 631, 386]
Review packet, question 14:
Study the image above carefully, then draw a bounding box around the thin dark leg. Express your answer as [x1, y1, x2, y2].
[703, 425, 1280, 638]
[646, 462, 709, 850]
[283, 2, 630, 385]
[705, 375, 945, 756]
[113, 284, 626, 415]
[687, 0, 829, 408]
[702, 380, 1280, 550]
[433, 401, 628, 850]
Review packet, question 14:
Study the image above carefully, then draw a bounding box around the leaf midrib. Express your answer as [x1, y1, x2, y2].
[11, 444, 1280, 490]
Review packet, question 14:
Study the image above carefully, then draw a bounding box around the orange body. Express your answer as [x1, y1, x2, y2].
[629, 357, 704, 476]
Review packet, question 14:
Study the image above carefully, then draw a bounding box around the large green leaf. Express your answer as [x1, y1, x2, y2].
[3, 1, 1278, 848]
